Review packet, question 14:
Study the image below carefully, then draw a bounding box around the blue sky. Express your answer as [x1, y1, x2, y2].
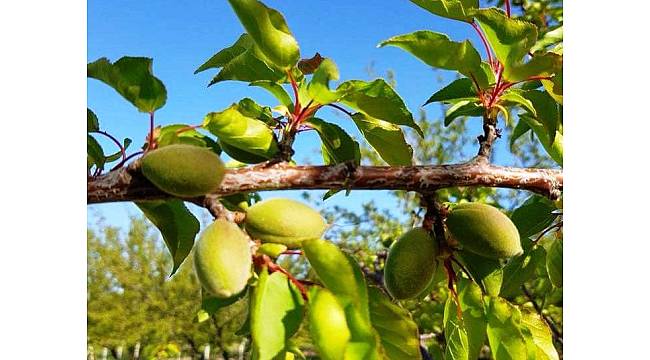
[88, 0, 507, 230]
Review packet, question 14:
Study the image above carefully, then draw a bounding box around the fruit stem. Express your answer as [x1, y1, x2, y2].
[444, 258, 463, 320]
[265, 255, 309, 301]
[505, 0, 511, 17]
[147, 112, 157, 152]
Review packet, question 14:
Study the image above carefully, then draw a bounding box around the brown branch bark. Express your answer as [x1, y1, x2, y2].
[87, 160, 562, 204]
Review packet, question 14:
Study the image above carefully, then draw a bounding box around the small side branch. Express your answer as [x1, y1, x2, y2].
[476, 112, 500, 160]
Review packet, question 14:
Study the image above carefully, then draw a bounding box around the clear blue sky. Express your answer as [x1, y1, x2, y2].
[87, 0, 510, 229]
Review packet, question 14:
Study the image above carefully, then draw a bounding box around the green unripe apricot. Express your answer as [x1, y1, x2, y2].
[446, 202, 523, 259]
[383, 227, 438, 300]
[194, 219, 252, 298]
[245, 198, 327, 248]
[309, 288, 351, 360]
[141, 144, 225, 197]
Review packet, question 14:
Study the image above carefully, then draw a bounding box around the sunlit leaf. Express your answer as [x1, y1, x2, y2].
[308, 58, 343, 104]
[227, 0, 300, 69]
[135, 200, 200, 276]
[485, 297, 531, 360]
[409, 0, 478, 23]
[306, 117, 361, 165]
[203, 103, 279, 160]
[444, 278, 487, 360]
[520, 310, 559, 360]
[104, 138, 132, 163]
[500, 89, 536, 115]
[156, 124, 221, 153]
[338, 79, 423, 136]
[530, 26, 563, 54]
[379, 31, 488, 88]
[472, 8, 536, 68]
[88, 56, 167, 113]
[250, 269, 305, 360]
[351, 113, 413, 166]
[367, 286, 422, 360]
[195, 34, 285, 86]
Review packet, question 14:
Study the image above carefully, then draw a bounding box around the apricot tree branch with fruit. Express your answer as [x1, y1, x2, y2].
[87, 0, 563, 359]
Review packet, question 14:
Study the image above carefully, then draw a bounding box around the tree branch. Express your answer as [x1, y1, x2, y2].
[87, 160, 562, 204]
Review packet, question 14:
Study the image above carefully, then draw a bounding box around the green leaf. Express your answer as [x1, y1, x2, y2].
[198, 289, 249, 323]
[511, 195, 558, 240]
[156, 125, 221, 153]
[135, 200, 200, 276]
[500, 246, 546, 298]
[520, 310, 559, 360]
[506, 52, 562, 83]
[409, 0, 478, 23]
[485, 297, 531, 360]
[250, 80, 294, 109]
[444, 100, 483, 126]
[338, 79, 423, 136]
[87, 135, 105, 170]
[87, 56, 167, 113]
[530, 26, 563, 54]
[520, 114, 563, 166]
[227, 0, 300, 69]
[308, 58, 343, 105]
[251, 269, 305, 360]
[542, 71, 563, 105]
[87, 108, 99, 132]
[546, 238, 562, 288]
[424, 78, 477, 105]
[306, 117, 361, 165]
[195, 34, 285, 86]
[500, 89, 536, 115]
[443, 297, 469, 360]
[379, 31, 488, 89]
[351, 113, 413, 166]
[456, 251, 503, 296]
[444, 278, 488, 360]
[510, 119, 531, 150]
[104, 138, 132, 163]
[203, 103, 279, 159]
[367, 286, 422, 360]
[195, 33, 253, 73]
[237, 97, 276, 126]
[472, 8, 537, 69]
[219, 140, 271, 164]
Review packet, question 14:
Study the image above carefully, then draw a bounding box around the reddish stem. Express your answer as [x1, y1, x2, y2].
[443, 258, 463, 320]
[498, 75, 553, 94]
[265, 255, 309, 301]
[505, 0, 511, 17]
[281, 250, 303, 256]
[471, 21, 494, 70]
[92, 130, 126, 164]
[287, 70, 301, 119]
[326, 103, 354, 118]
[147, 112, 156, 151]
[110, 151, 144, 171]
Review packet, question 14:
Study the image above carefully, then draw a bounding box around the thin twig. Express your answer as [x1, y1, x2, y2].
[326, 103, 354, 117]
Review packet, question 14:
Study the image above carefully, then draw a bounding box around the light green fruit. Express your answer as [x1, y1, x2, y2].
[141, 144, 225, 197]
[245, 198, 327, 248]
[309, 288, 351, 360]
[446, 202, 523, 259]
[257, 243, 288, 258]
[383, 227, 438, 300]
[194, 219, 252, 298]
